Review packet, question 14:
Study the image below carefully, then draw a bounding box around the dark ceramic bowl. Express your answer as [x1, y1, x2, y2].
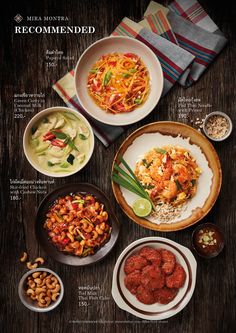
[35, 183, 120, 266]
[191, 223, 225, 258]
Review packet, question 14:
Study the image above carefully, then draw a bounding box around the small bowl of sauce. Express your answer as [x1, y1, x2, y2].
[192, 223, 224, 258]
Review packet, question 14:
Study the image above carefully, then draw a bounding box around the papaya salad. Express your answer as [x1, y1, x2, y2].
[87, 53, 150, 113]
[44, 193, 112, 257]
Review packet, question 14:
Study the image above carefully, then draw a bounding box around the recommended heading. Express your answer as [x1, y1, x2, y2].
[15, 26, 95, 34]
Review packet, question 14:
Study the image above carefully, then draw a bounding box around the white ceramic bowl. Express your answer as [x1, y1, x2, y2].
[23, 106, 94, 177]
[112, 237, 197, 320]
[18, 268, 64, 312]
[203, 111, 233, 141]
[75, 36, 163, 126]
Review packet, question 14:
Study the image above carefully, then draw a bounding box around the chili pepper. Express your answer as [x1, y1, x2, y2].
[71, 203, 78, 210]
[61, 238, 70, 245]
[108, 61, 117, 66]
[51, 139, 67, 148]
[124, 53, 138, 59]
[43, 132, 56, 141]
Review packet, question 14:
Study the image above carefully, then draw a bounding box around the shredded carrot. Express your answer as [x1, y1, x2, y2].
[87, 53, 150, 114]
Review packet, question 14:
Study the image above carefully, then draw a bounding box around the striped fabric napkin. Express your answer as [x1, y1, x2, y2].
[143, 0, 228, 86]
[112, 17, 195, 95]
[53, 0, 227, 147]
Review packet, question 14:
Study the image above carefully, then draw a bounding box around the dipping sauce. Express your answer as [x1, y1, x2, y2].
[192, 223, 224, 258]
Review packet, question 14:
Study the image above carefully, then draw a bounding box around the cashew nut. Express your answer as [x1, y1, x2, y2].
[27, 262, 38, 270]
[51, 293, 60, 302]
[38, 302, 47, 308]
[45, 297, 51, 306]
[25, 271, 61, 308]
[30, 294, 37, 300]
[20, 252, 28, 263]
[26, 289, 34, 296]
[34, 257, 45, 265]
[28, 280, 36, 289]
[50, 284, 60, 293]
[40, 272, 47, 279]
[38, 292, 46, 304]
[51, 277, 58, 285]
[34, 278, 46, 287]
[35, 287, 45, 294]
[32, 272, 40, 279]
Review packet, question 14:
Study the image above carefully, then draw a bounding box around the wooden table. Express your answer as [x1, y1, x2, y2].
[1, 0, 236, 332]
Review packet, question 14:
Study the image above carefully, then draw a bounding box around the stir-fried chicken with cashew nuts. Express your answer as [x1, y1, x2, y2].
[44, 193, 112, 257]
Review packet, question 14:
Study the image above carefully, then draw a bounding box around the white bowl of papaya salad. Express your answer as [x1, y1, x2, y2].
[74, 36, 163, 126]
[23, 107, 94, 177]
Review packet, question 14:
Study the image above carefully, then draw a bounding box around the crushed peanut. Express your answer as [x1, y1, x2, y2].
[205, 115, 229, 139]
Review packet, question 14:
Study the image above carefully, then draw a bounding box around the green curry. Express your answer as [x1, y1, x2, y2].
[28, 111, 92, 173]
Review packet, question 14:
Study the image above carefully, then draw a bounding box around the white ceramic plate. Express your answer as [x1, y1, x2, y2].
[74, 36, 163, 126]
[112, 237, 197, 320]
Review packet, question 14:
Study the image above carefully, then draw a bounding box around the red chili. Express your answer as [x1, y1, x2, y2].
[91, 79, 102, 92]
[51, 139, 67, 148]
[114, 103, 126, 112]
[108, 61, 117, 67]
[71, 203, 78, 210]
[43, 132, 56, 141]
[61, 238, 70, 245]
[124, 53, 138, 59]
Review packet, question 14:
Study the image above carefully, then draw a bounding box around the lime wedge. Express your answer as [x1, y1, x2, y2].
[132, 198, 152, 217]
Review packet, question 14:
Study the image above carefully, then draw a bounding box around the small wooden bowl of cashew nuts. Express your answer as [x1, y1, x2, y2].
[18, 268, 64, 312]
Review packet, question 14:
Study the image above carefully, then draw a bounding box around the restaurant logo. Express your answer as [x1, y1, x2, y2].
[14, 14, 23, 23]
[13, 14, 95, 34]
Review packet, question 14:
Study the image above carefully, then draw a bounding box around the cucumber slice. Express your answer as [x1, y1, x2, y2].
[54, 118, 65, 129]
[47, 116, 57, 130]
[78, 153, 85, 164]
[60, 161, 70, 168]
[78, 125, 90, 138]
[63, 112, 78, 121]
[48, 146, 65, 158]
[30, 139, 39, 148]
[35, 142, 50, 154]
[32, 129, 41, 140]
[48, 157, 61, 165]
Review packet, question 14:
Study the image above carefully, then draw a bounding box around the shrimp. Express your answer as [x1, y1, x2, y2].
[95, 222, 106, 235]
[173, 164, 190, 184]
[161, 181, 178, 200]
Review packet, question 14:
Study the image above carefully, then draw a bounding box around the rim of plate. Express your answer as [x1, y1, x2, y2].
[74, 36, 163, 126]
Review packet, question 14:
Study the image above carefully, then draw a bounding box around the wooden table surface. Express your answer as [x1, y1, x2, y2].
[1, 0, 236, 332]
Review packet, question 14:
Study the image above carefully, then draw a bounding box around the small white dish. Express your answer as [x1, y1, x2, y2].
[18, 268, 64, 312]
[23, 106, 94, 177]
[112, 237, 197, 320]
[74, 36, 163, 126]
[203, 111, 233, 142]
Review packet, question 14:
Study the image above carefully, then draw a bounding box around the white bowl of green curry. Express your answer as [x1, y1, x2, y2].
[23, 107, 94, 177]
